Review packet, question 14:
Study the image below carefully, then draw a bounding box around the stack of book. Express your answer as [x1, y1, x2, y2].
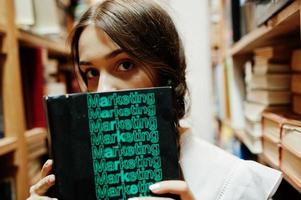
[291, 49, 301, 116]
[244, 45, 292, 153]
[262, 111, 301, 188]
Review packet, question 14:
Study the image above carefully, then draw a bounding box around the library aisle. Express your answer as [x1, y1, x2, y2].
[210, 0, 301, 199]
[0, 0, 301, 199]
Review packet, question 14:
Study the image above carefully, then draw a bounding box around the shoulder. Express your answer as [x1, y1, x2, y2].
[179, 128, 282, 200]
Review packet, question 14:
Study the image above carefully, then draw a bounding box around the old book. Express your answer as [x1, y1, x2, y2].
[281, 147, 301, 187]
[45, 87, 180, 200]
[14, 0, 35, 27]
[247, 90, 291, 105]
[32, 0, 61, 34]
[292, 74, 301, 94]
[262, 111, 301, 143]
[281, 122, 301, 188]
[253, 62, 290, 75]
[244, 101, 288, 122]
[262, 135, 280, 168]
[291, 49, 301, 72]
[248, 74, 291, 90]
[293, 95, 301, 115]
[245, 117, 261, 138]
[254, 45, 292, 61]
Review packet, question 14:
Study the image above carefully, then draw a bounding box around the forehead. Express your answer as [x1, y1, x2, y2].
[78, 25, 120, 60]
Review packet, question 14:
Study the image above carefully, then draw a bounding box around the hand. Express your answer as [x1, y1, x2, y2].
[128, 180, 195, 200]
[27, 159, 57, 200]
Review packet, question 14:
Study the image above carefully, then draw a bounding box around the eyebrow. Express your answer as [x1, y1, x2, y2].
[79, 49, 124, 66]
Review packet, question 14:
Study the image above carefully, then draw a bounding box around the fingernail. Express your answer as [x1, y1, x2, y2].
[44, 159, 52, 167]
[149, 183, 160, 191]
[48, 175, 55, 183]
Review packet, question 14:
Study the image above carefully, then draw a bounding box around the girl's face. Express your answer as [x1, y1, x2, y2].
[78, 25, 156, 92]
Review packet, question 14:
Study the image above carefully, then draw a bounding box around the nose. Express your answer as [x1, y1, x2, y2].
[96, 72, 117, 92]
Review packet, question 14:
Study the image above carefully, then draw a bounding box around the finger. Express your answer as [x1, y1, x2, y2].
[149, 180, 188, 195]
[30, 175, 55, 196]
[41, 160, 53, 178]
[149, 181, 194, 200]
[128, 197, 173, 200]
[27, 196, 58, 200]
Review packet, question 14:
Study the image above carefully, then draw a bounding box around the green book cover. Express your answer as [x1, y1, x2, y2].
[44, 87, 180, 200]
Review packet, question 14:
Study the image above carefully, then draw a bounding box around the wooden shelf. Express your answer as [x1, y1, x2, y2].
[0, 137, 17, 156]
[25, 128, 47, 144]
[231, 0, 300, 55]
[18, 30, 69, 55]
[259, 154, 301, 193]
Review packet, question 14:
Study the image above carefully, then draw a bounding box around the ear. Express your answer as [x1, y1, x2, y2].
[75, 65, 88, 92]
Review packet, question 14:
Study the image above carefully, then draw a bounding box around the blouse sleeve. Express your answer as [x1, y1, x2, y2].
[179, 131, 282, 200]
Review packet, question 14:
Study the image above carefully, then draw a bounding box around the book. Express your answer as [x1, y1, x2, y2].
[254, 45, 292, 61]
[32, 0, 61, 34]
[20, 47, 46, 129]
[253, 62, 290, 75]
[244, 101, 288, 122]
[262, 135, 280, 167]
[248, 74, 291, 90]
[245, 117, 261, 138]
[293, 95, 301, 115]
[246, 90, 291, 105]
[282, 124, 301, 157]
[281, 146, 301, 187]
[281, 121, 301, 188]
[291, 74, 301, 94]
[254, 0, 293, 26]
[291, 49, 301, 72]
[226, 58, 245, 129]
[44, 87, 180, 200]
[14, 0, 35, 28]
[262, 111, 301, 143]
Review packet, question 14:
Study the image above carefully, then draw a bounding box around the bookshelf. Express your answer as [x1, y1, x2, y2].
[0, 0, 74, 199]
[18, 30, 69, 55]
[230, 0, 300, 55]
[211, 0, 301, 195]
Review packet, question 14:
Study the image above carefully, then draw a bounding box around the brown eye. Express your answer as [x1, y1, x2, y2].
[118, 61, 134, 71]
[85, 69, 99, 79]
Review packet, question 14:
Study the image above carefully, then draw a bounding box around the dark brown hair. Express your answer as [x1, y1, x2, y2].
[70, 0, 187, 125]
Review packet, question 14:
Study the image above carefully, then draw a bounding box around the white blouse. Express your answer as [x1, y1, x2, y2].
[179, 129, 282, 200]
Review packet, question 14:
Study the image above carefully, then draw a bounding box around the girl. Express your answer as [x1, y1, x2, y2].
[27, 0, 281, 199]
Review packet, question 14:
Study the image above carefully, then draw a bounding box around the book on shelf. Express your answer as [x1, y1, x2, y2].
[254, 45, 292, 61]
[281, 123, 301, 187]
[293, 95, 301, 115]
[262, 111, 301, 143]
[246, 90, 291, 105]
[20, 47, 46, 129]
[291, 74, 301, 94]
[14, 0, 35, 28]
[262, 135, 280, 167]
[248, 74, 291, 90]
[254, 0, 293, 26]
[31, 0, 61, 35]
[291, 49, 301, 72]
[44, 87, 181, 200]
[244, 101, 288, 122]
[245, 117, 261, 138]
[226, 58, 245, 130]
[253, 62, 290, 75]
